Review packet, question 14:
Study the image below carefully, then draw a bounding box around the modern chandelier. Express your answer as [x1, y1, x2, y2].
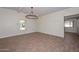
[25, 7, 38, 19]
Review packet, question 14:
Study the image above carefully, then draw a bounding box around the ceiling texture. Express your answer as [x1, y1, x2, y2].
[3, 7, 70, 16]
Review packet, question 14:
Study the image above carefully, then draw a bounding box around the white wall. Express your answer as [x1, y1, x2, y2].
[37, 7, 79, 37]
[1, 7, 79, 38]
[0, 8, 37, 38]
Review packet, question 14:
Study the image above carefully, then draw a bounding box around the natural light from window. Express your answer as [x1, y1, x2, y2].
[65, 21, 73, 27]
[19, 20, 26, 31]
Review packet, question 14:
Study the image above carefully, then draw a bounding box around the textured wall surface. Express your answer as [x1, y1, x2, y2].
[0, 8, 37, 38]
[37, 7, 79, 37]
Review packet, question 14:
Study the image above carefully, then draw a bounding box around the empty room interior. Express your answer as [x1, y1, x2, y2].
[0, 7, 79, 52]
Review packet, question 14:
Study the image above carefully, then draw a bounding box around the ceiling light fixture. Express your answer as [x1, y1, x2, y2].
[25, 7, 38, 19]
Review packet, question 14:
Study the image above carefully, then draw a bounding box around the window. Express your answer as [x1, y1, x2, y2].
[19, 20, 26, 30]
[65, 21, 73, 27]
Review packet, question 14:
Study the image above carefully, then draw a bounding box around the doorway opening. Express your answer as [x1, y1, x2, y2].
[64, 14, 79, 51]
[64, 14, 79, 36]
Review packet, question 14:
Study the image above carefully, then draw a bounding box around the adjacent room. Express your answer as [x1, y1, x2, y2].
[0, 7, 79, 52]
[64, 14, 79, 51]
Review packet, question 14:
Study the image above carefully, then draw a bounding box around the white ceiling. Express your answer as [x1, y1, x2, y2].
[3, 7, 70, 16]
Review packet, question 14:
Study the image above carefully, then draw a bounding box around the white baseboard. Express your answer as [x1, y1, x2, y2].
[0, 31, 64, 39]
[0, 32, 36, 39]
